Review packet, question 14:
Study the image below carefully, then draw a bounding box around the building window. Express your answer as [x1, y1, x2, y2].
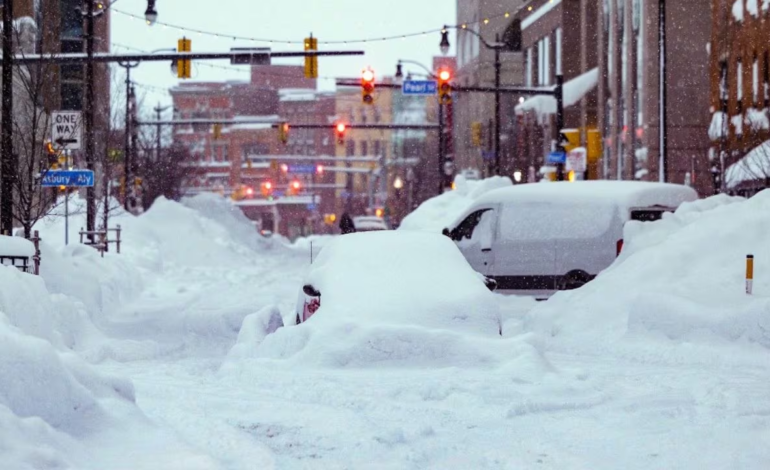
[737, 59, 743, 111]
[555, 28, 562, 76]
[61, 0, 84, 39]
[373, 140, 381, 156]
[753, 55, 759, 105]
[360, 109, 367, 124]
[60, 83, 83, 110]
[544, 35, 551, 85]
[345, 140, 355, 157]
[222, 145, 228, 162]
[719, 61, 729, 107]
[360, 140, 368, 156]
[538, 39, 544, 85]
[764, 51, 769, 107]
[526, 48, 533, 87]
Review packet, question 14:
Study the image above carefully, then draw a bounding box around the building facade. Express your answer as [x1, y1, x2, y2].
[454, 0, 525, 177]
[600, 0, 713, 194]
[709, 0, 770, 194]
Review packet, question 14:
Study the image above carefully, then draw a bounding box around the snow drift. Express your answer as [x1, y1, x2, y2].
[525, 192, 770, 364]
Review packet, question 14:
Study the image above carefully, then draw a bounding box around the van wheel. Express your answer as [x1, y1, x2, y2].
[295, 313, 301, 325]
[559, 270, 591, 291]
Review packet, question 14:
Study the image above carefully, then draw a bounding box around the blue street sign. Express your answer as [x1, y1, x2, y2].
[547, 151, 566, 164]
[402, 80, 438, 96]
[481, 150, 495, 160]
[307, 203, 317, 211]
[40, 170, 95, 187]
[287, 164, 316, 174]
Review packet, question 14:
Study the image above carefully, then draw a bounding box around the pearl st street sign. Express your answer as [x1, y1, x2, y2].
[401, 80, 438, 96]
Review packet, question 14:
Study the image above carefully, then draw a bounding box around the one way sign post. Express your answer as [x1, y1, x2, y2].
[51, 111, 83, 150]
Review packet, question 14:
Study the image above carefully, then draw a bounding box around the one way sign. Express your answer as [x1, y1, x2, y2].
[51, 111, 82, 150]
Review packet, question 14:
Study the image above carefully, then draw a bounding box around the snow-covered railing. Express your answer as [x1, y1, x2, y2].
[79, 225, 122, 257]
[0, 232, 41, 275]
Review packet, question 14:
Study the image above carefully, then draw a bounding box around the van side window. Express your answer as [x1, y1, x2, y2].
[630, 207, 672, 222]
[451, 209, 491, 241]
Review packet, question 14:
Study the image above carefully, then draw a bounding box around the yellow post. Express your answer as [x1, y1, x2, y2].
[303, 34, 318, 79]
[746, 254, 754, 295]
[177, 37, 191, 79]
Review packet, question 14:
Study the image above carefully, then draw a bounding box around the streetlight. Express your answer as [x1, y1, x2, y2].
[439, 29, 450, 56]
[145, 0, 158, 26]
[441, 25, 508, 176]
[393, 176, 404, 189]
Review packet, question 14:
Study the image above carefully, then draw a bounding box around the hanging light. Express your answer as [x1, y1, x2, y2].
[439, 28, 450, 56]
[145, 0, 158, 26]
[394, 62, 403, 84]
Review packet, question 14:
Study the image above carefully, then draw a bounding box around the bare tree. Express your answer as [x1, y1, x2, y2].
[8, 17, 61, 238]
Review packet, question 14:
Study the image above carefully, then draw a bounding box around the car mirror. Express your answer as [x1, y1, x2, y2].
[484, 277, 498, 292]
[303, 284, 320, 297]
[442, 228, 451, 237]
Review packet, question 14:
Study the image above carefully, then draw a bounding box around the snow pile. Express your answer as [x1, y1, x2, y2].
[731, 113, 744, 135]
[725, 139, 770, 187]
[746, 107, 769, 131]
[525, 192, 770, 364]
[399, 175, 512, 232]
[747, 0, 759, 16]
[733, 0, 744, 21]
[515, 67, 598, 120]
[708, 111, 727, 140]
[0, 234, 35, 257]
[242, 231, 545, 370]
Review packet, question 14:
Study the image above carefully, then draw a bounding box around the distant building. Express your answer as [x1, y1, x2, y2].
[709, 0, 770, 196]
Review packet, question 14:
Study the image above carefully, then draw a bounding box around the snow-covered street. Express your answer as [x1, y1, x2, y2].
[3, 190, 770, 469]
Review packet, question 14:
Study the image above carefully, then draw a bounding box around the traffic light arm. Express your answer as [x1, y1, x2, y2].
[11, 50, 365, 65]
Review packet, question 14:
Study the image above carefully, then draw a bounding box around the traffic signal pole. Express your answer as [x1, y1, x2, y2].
[1, 0, 14, 234]
[438, 103, 445, 195]
[555, 74, 565, 181]
[494, 34, 502, 177]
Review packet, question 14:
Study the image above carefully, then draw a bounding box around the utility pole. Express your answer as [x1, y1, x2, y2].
[130, 84, 139, 211]
[84, 0, 97, 239]
[555, 74, 565, 181]
[494, 33, 502, 176]
[437, 102, 445, 195]
[1, 0, 15, 235]
[118, 61, 138, 211]
[659, 0, 668, 183]
[154, 103, 169, 161]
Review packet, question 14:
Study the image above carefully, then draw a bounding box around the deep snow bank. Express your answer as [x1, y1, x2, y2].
[399, 175, 512, 232]
[224, 231, 548, 375]
[525, 192, 770, 362]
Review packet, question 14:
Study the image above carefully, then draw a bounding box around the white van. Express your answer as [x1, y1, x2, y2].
[443, 181, 698, 298]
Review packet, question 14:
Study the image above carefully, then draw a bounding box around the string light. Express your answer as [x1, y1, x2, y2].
[112, 5, 530, 46]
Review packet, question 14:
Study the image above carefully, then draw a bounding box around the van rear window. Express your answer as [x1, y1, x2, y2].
[630, 208, 670, 222]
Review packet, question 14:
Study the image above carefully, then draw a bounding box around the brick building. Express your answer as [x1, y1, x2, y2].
[454, 0, 525, 177]
[513, 0, 600, 181]
[709, 0, 770, 195]
[599, 0, 713, 194]
[170, 65, 339, 239]
[334, 78, 395, 216]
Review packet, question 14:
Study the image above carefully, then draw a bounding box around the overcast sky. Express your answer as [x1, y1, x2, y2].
[110, 0, 457, 116]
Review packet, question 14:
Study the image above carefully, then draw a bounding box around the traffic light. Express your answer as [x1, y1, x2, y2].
[260, 181, 273, 197]
[45, 141, 57, 167]
[278, 122, 289, 144]
[212, 123, 222, 140]
[361, 68, 375, 105]
[280, 163, 289, 174]
[177, 37, 191, 79]
[375, 208, 384, 218]
[471, 122, 482, 147]
[304, 34, 318, 79]
[287, 179, 301, 196]
[438, 67, 452, 105]
[316, 164, 324, 175]
[335, 122, 346, 145]
[245, 186, 254, 197]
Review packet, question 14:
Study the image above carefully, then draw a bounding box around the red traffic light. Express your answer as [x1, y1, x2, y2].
[280, 163, 289, 173]
[264, 181, 272, 190]
[362, 68, 374, 82]
[245, 187, 254, 196]
[438, 69, 451, 81]
[336, 122, 346, 134]
[316, 164, 324, 174]
[291, 180, 301, 190]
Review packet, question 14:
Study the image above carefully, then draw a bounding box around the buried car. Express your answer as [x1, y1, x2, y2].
[294, 231, 501, 336]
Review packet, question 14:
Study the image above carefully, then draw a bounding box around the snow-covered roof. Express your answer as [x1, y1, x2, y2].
[470, 181, 698, 214]
[515, 68, 599, 119]
[725, 140, 770, 188]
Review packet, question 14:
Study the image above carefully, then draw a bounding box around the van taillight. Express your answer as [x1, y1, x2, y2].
[616, 239, 624, 257]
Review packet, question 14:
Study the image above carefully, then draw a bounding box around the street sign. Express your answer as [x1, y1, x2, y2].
[566, 147, 587, 173]
[481, 150, 495, 160]
[40, 170, 94, 187]
[307, 203, 317, 211]
[547, 151, 566, 165]
[229, 47, 270, 65]
[287, 164, 316, 174]
[51, 111, 82, 150]
[402, 80, 438, 96]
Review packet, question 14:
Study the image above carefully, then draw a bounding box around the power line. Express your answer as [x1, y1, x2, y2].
[111, 6, 523, 46]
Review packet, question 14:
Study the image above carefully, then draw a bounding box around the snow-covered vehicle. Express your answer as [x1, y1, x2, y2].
[443, 181, 698, 298]
[294, 231, 500, 335]
[352, 216, 389, 232]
